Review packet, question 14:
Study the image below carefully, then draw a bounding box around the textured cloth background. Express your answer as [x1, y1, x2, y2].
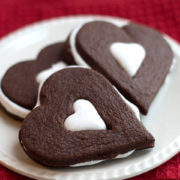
[0, 0, 180, 179]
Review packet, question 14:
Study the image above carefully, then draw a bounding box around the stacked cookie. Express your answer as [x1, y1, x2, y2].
[0, 19, 174, 167]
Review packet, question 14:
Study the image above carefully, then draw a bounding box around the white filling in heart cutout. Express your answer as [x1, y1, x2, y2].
[64, 99, 107, 131]
[36, 62, 67, 84]
[110, 42, 146, 77]
[35, 62, 67, 107]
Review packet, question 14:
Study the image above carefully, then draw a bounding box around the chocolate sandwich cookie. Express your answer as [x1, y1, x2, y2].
[19, 67, 154, 167]
[65, 21, 173, 114]
[0, 42, 75, 119]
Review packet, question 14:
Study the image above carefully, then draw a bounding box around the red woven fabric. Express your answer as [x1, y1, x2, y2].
[0, 0, 180, 179]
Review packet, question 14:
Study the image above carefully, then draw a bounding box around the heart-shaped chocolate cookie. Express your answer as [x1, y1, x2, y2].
[0, 42, 76, 118]
[19, 67, 154, 167]
[65, 21, 173, 114]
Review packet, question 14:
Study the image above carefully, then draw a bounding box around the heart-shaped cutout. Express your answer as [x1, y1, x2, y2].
[66, 21, 173, 114]
[0, 42, 76, 118]
[20, 67, 154, 167]
[64, 99, 106, 131]
[36, 62, 67, 85]
[110, 42, 145, 77]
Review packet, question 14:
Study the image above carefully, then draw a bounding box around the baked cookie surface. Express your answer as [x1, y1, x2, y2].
[65, 21, 173, 114]
[0, 42, 75, 118]
[19, 67, 154, 167]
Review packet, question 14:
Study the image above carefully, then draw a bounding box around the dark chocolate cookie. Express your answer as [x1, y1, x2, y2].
[65, 21, 173, 114]
[0, 42, 75, 118]
[19, 67, 154, 167]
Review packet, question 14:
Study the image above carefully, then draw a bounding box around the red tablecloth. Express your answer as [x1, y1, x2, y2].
[0, 0, 180, 179]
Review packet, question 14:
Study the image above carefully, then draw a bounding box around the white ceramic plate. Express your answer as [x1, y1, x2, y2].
[0, 15, 180, 180]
